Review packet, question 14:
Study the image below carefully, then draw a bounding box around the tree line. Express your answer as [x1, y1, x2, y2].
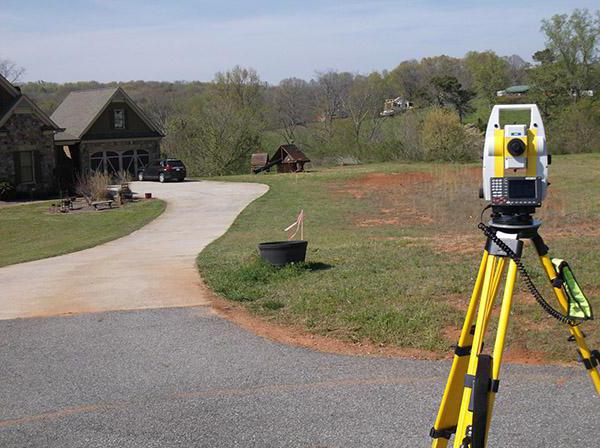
[4, 8, 599, 175]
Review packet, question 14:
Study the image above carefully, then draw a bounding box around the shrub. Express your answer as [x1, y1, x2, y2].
[378, 110, 427, 160]
[0, 180, 14, 200]
[75, 172, 111, 204]
[549, 99, 600, 154]
[421, 107, 481, 162]
[113, 170, 132, 184]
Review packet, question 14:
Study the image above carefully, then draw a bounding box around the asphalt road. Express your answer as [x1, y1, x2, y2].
[1, 307, 597, 448]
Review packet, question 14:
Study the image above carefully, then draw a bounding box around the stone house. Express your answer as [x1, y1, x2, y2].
[0, 73, 62, 195]
[51, 87, 164, 189]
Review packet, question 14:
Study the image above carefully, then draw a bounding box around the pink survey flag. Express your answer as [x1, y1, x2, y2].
[284, 209, 305, 240]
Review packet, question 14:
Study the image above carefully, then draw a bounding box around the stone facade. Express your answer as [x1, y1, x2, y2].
[0, 113, 56, 194]
[79, 139, 160, 173]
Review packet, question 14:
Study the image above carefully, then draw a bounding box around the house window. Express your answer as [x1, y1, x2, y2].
[17, 151, 35, 183]
[113, 109, 125, 129]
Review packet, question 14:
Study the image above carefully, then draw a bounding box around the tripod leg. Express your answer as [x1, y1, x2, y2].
[430, 251, 490, 447]
[453, 255, 506, 448]
[535, 250, 600, 395]
[477, 259, 519, 444]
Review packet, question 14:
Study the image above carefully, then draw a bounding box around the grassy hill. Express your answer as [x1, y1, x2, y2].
[198, 154, 600, 361]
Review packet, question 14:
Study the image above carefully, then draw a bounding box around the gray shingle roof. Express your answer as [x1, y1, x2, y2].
[51, 87, 119, 141]
[0, 72, 61, 131]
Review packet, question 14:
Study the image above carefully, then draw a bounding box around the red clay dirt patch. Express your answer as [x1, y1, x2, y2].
[345, 171, 436, 189]
[337, 171, 436, 200]
[331, 169, 484, 231]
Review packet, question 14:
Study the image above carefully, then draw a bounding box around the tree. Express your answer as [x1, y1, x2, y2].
[503, 54, 530, 85]
[271, 78, 314, 143]
[538, 8, 600, 98]
[526, 49, 565, 116]
[163, 67, 265, 176]
[213, 65, 265, 111]
[387, 60, 427, 103]
[344, 73, 386, 146]
[421, 55, 471, 91]
[464, 51, 510, 105]
[430, 75, 475, 122]
[0, 58, 25, 83]
[314, 70, 353, 135]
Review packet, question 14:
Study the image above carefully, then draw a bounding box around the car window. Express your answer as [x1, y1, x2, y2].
[168, 160, 184, 167]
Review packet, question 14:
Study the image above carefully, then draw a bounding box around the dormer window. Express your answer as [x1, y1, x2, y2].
[113, 109, 125, 129]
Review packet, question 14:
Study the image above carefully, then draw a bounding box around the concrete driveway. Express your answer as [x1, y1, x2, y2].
[0, 180, 268, 320]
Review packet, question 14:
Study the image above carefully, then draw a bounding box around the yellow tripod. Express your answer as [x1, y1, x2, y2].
[430, 218, 600, 448]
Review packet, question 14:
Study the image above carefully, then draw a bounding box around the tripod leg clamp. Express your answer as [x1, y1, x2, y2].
[578, 349, 600, 370]
[464, 374, 500, 393]
[430, 426, 456, 440]
[454, 344, 472, 356]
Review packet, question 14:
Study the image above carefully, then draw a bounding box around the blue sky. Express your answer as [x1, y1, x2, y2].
[1, 0, 598, 84]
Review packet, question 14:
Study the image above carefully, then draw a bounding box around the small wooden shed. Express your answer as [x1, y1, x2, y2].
[271, 145, 310, 173]
[250, 153, 269, 172]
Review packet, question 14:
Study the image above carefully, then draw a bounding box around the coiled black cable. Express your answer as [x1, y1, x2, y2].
[477, 221, 579, 327]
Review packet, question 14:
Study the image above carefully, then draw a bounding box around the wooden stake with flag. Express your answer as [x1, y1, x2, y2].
[284, 209, 305, 240]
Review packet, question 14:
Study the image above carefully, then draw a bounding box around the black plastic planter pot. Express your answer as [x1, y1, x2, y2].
[258, 240, 308, 267]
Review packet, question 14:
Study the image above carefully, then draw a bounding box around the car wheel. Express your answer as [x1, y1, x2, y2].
[177, 178, 185, 182]
[138, 172, 144, 181]
[159, 173, 165, 183]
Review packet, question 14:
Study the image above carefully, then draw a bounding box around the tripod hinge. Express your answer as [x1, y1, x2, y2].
[464, 374, 500, 393]
[567, 332, 586, 342]
[551, 277, 563, 288]
[578, 349, 600, 370]
[454, 344, 472, 357]
[429, 426, 456, 440]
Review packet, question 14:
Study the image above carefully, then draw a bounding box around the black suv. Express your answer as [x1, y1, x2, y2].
[138, 159, 186, 182]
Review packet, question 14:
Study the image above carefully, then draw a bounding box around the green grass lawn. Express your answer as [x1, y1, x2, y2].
[0, 199, 165, 267]
[198, 154, 600, 360]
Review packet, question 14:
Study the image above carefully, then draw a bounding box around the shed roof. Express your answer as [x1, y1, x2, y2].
[51, 86, 164, 142]
[251, 153, 269, 166]
[276, 144, 310, 162]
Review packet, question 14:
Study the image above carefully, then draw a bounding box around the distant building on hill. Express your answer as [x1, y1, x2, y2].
[496, 85, 530, 97]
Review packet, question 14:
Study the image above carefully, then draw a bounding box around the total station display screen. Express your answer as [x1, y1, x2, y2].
[508, 179, 536, 199]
